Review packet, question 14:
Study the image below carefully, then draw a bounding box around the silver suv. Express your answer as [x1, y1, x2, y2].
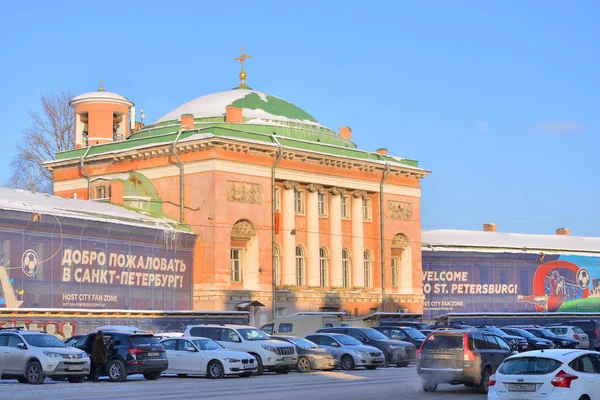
[0, 329, 90, 384]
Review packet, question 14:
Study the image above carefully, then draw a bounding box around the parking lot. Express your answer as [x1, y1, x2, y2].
[3, 367, 486, 400]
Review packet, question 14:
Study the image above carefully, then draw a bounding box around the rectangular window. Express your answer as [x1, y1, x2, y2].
[274, 187, 281, 212]
[230, 249, 242, 282]
[276, 307, 286, 318]
[278, 323, 293, 333]
[319, 257, 327, 287]
[391, 257, 399, 287]
[294, 189, 305, 214]
[362, 198, 372, 220]
[342, 260, 350, 288]
[318, 192, 327, 216]
[341, 195, 350, 218]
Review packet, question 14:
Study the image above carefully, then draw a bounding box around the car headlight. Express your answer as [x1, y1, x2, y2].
[261, 344, 277, 352]
[43, 351, 63, 358]
[224, 358, 241, 363]
[536, 341, 546, 346]
[356, 351, 370, 357]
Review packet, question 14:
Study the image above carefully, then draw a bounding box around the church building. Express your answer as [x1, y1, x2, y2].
[44, 49, 430, 325]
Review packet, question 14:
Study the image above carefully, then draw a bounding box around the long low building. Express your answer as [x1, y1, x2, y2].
[421, 223, 600, 321]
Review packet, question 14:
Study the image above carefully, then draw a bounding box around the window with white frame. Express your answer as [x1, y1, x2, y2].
[230, 248, 242, 283]
[342, 249, 350, 288]
[362, 198, 372, 220]
[273, 245, 280, 286]
[317, 192, 328, 216]
[341, 195, 350, 218]
[274, 187, 281, 212]
[294, 189, 305, 214]
[319, 247, 328, 287]
[364, 250, 372, 288]
[295, 246, 305, 286]
[391, 257, 399, 287]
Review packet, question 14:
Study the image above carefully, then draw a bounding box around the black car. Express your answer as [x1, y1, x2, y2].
[316, 327, 416, 367]
[474, 327, 529, 352]
[64, 335, 85, 347]
[372, 326, 427, 349]
[271, 335, 338, 372]
[522, 327, 579, 348]
[417, 329, 515, 394]
[499, 327, 555, 350]
[379, 321, 430, 331]
[73, 330, 168, 381]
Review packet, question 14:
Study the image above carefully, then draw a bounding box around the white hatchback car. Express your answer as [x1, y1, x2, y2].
[160, 337, 257, 378]
[488, 349, 600, 400]
[546, 326, 590, 349]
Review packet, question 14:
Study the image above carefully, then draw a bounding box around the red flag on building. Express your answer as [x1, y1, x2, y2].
[274, 211, 280, 234]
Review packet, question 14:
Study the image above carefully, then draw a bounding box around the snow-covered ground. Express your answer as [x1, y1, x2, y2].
[2, 368, 483, 400]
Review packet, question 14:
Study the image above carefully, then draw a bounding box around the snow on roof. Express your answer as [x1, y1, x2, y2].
[70, 91, 133, 107]
[422, 229, 600, 255]
[0, 187, 190, 233]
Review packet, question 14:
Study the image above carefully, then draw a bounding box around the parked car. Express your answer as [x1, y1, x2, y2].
[521, 327, 579, 349]
[305, 333, 384, 370]
[72, 330, 167, 381]
[545, 325, 590, 349]
[500, 327, 556, 350]
[184, 324, 296, 375]
[153, 332, 184, 341]
[371, 326, 427, 349]
[159, 336, 256, 378]
[489, 349, 600, 399]
[0, 328, 90, 384]
[316, 327, 416, 367]
[64, 335, 84, 347]
[474, 326, 529, 352]
[417, 329, 515, 394]
[260, 313, 343, 337]
[271, 335, 338, 372]
[548, 320, 600, 350]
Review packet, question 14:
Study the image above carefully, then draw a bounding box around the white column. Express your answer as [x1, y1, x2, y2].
[281, 181, 297, 287]
[306, 184, 321, 287]
[351, 191, 366, 288]
[329, 188, 344, 287]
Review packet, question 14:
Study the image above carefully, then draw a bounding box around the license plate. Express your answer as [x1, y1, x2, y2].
[284, 357, 294, 361]
[148, 352, 160, 357]
[68, 365, 83, 371]
[433, 354, 452, 359]
[244, 364, 254, 369]
[508, 383, 536, 392]
[373, 358, 383, 363]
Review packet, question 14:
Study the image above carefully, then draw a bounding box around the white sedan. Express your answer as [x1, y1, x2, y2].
[489, 349, 600, 400]
[160, 337, 257, 378]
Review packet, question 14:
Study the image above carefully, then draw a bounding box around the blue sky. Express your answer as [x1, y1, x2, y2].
[1, 1, 598, 236]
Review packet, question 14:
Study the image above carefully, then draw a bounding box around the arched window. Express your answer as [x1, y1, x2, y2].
[273, 245, 280, 286]
[342, 249, 350, 288]
[295, 246, 305, 286]
[319, 248, 328, 287]
[364, 250, 372, 288]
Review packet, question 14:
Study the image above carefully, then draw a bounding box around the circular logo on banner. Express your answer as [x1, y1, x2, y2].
[577, 268, 590, 289]
[21, 249, 40, 277]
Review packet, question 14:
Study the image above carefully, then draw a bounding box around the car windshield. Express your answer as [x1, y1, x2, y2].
[363, 329, 389, 341]
[499, 357, 562, 375]
[193, 338, 224, 350]
[508, 328, 536, 339]
[535, 329, 558, 338]
[24, 334, 67, 348]
[404, 328, 426, 339]
[336, 335, 361, 346]
[288, 337, 318, 349]
[237, 329, 270, 341]
[483, 327, 505, 336]
[130, 335, 160, 346]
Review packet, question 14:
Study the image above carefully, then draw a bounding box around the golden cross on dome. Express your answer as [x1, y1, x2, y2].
[99, 79, 105, 92]
[234, 47, 252, 88]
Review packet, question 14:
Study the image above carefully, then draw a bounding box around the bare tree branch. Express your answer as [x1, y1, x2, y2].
[7, 91, 75, 194]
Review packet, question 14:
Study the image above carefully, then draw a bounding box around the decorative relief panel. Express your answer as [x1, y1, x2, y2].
[392, 234, 410, 249]
[387, 200, 413, 221]
[227, 182, 261, 204]
[231, 220, 256, 238]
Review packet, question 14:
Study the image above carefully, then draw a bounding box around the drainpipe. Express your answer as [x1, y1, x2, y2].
[172, 130, 184, 223]
[80, 146, 92, 199]
[271, 135, 284, 321]
[379, 162, 391, 312]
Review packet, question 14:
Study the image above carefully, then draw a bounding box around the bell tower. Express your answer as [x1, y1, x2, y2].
[70, 82, 134, 148]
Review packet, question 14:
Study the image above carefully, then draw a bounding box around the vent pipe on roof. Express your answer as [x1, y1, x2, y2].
[556, 228, 570, 236]
[483, 223, 496, 232]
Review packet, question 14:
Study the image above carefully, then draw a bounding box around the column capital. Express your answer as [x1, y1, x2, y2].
[351, 190, 367, 199]
[281, 180, 299, 190]
[306, 183, 324, 193]
[329, 187, 346, 196]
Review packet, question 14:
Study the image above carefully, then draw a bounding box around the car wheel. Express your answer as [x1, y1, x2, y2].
[476, 368, 491, 394]
[423, 381, 438, 392]
[275, 367, 290, 374]
[17, 377, 28, 384]
[107, 359, 127, 382]
[67, 376, 86, 383]
[341, 354, 355, 371]
[143, 372, 161, 380]
[297, 356, 311, 373]
[207, 360, 225, 379]
[395, 362, 410, 368]
[26, 361, 45, 384]
[250, 354, 263, 376]
[177, 374, 188, 377]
